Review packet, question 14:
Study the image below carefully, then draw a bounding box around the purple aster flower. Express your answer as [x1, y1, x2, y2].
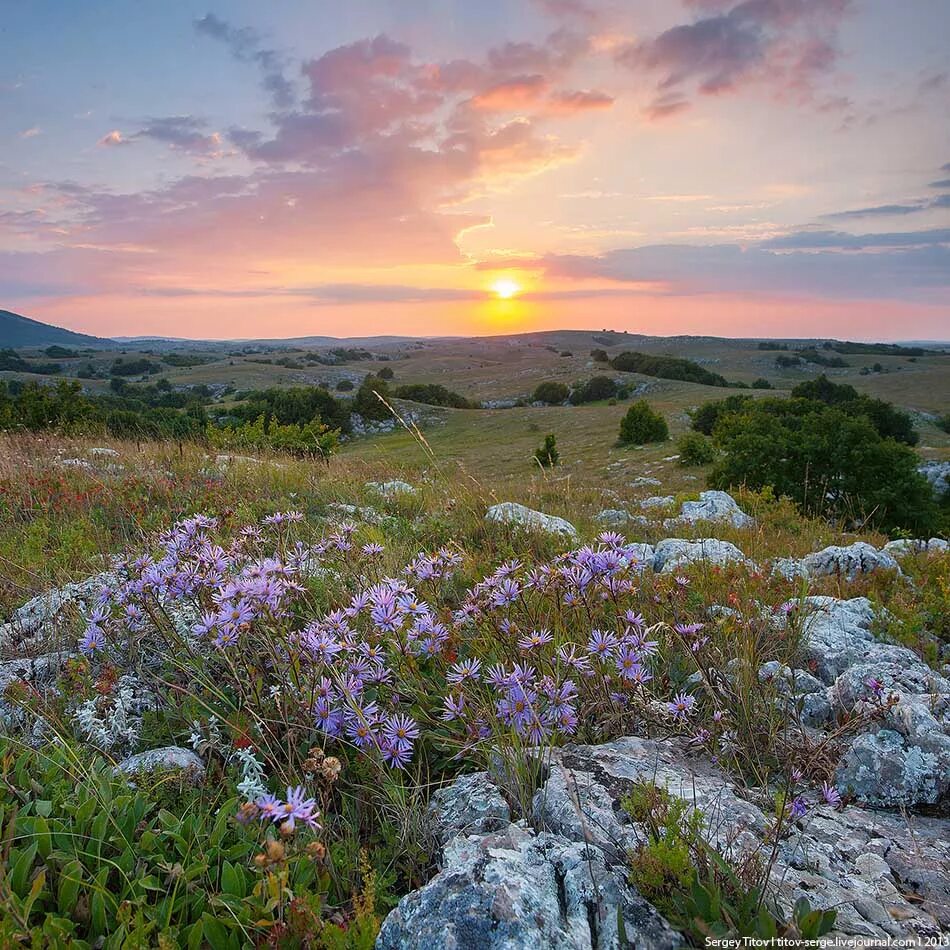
[587, 629, 619, 660]
[517, 629, 554, 651]
[447, 658, 482, 686]
[441, 693, 466, 721]
[276, 785, 320, 831]
[79, 624, 105, 655]
[668, 692, 696, 720]
[788, 796, 808, 820]
[383, 714, 419, 751]
[821, 782, 842, 808]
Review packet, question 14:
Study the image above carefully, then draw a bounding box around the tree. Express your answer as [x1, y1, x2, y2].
[569, 376, 617, 405]
[534, 433, 559, 467]
[532, 381, 570, 405]
[590, 348, 609, 362]
[353, 375, 392, 422]
[377, 366, 394, 380]
[618, 402, 668, 445]
[709, 398, 937, 535]
[677, 432, 715, 466]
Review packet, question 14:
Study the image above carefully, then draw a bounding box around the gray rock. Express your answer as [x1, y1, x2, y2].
[918, 460, 950, 498]
[801, 543, 900, 580]
[629, 477, 661, 488]
[639, 495, 675, 509]
[377, 822, 680, 950]
[652, 538, 749, 573]
[367, 480, 416, 498]
[485, 502, 578, 539]
[770, 557, 808, 580]
[674, 490, 753, 529]
[114, 746, 206, 782]
[799, 596, 880, 684]
[835, 730, 948, 807]
[883, 538, 949, 557]
[594, 509, 631, 527]
[429, 772, 510, 845]
[1, 572, 116, 649]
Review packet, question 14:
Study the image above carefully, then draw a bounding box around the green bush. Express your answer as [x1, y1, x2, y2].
[532, 381, 569, 405]
[533, 433, 559, 467]
[393, 383, 474, 409]
[791, 375, 918, 445]
[569, 376, 617, 405]
[610, 351, 732, 387]
[590, 348, 609, 362]
[0, 744, 380, 947]
[352, 376, 392, 422]
[750, 378, 772, 389]
[618, 402, 668, 445]
[709, 397, 937, 535]
[677, 432, 715, 466]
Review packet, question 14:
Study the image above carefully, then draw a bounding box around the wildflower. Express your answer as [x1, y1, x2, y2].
[441, 693, 466, 721]
[447, 658, 481, 686]
[788, 796, 808, 820]
[615, 646, 645, 681]
[866, 677, 885, 697]
[80, 624, 105, 655]
[381, 741, 413, 768]
[362, 542, 384, 558]
[668, 692, 696, 720]
[587, 629, 618, 660]
[383, 714, 419, 752]
[821, 782, 842, 808]
[517, 628, 554, 651]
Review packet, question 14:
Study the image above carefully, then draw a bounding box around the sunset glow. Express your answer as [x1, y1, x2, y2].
[0, 3, 947, 341]
[491, 279, 522, 300]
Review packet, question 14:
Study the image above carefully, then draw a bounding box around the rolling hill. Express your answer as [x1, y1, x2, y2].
[0, 309, 111, 348]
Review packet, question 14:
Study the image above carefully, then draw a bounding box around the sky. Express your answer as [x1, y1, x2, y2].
[1, 0, 948, 341]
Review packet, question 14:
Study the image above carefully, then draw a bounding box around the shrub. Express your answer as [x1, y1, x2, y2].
[533, 433, 559, 467]
[590, 348, 609, 362]
[791, 376, 918, 445]
[377, 366, 394, 380]
[336, 379, 354, 391]
[709, 397, 937, 534]
[610, 351, 732, 387]
[677, 432, 715, 466]
[393, 383, 474, 409]
[569, 375, 617, 405]
[751, 378, 772, 389]
[209, 413, 339, 459]
[532, 381, 569, 405]
[618, 402, 668, 445]
[690, 395, 753, 435]
[352, 375, 392, 422]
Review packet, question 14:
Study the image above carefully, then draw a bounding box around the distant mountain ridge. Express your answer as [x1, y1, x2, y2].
[0, 310, 111, 348]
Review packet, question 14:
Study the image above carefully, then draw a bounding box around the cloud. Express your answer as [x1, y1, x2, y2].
[929, 179, 950, 190]
[546, 89, 614, 114]
[618, 0, 852, 116]
[19, 127, 41, 139]
[760, 227, 950, 249]
[472, 75, 550, 111]
[823, 203, 929, 220]
[540, 232, 950, 301]
[98, 130, 127, 147]
[194, 13, 295, 108]
[138, 283, 485, 304]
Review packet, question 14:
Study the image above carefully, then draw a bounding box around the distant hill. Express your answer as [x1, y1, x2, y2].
[0, 309, 111, 348]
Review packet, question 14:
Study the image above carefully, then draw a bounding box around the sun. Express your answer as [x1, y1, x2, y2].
[490, 278, 522, 299]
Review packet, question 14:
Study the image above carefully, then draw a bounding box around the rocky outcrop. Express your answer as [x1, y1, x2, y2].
[801, 543, 900, 580]
[652, 538, 749, 573]
[772, 543, 902, 582]
[594, 508, 631, 527]
[671, 490, 753, 529]
[918, 460, 950, 498]
[485, 503, 578, 539]
[0, 572, 116, 651]
[378, 734, 950, 948]
[882, 538, 948, 558]
[114, 746, 206, 783]
[367, 480, 417, 498]
[797, 596, 950, 807]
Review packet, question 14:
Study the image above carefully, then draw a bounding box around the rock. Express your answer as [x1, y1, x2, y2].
[377, 822, 680, 950]
[757, 661, 824, 697]
[326, 502, 385, 525]
[639, 495, 675, 509]
[799, 596, 881, 684]
[88, 447, 119, 458]
[801, 543, 900, 580]
[485, 503, 578, 539]
[770, 557, 808, 580]
[114, 746, 206, 783]
[918, 460, 950, 498]
[883, 538, 949, 557]
[629, 477, 661, 488]
[2, 572, 115, 648]
[367, 480, 416, 498]
[428, 772, 510, 845]
[835, 730, 948, 808]
[674, 490, 753, 529]
[595, 509, 630, 527]
[652, 538, 749, 573]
